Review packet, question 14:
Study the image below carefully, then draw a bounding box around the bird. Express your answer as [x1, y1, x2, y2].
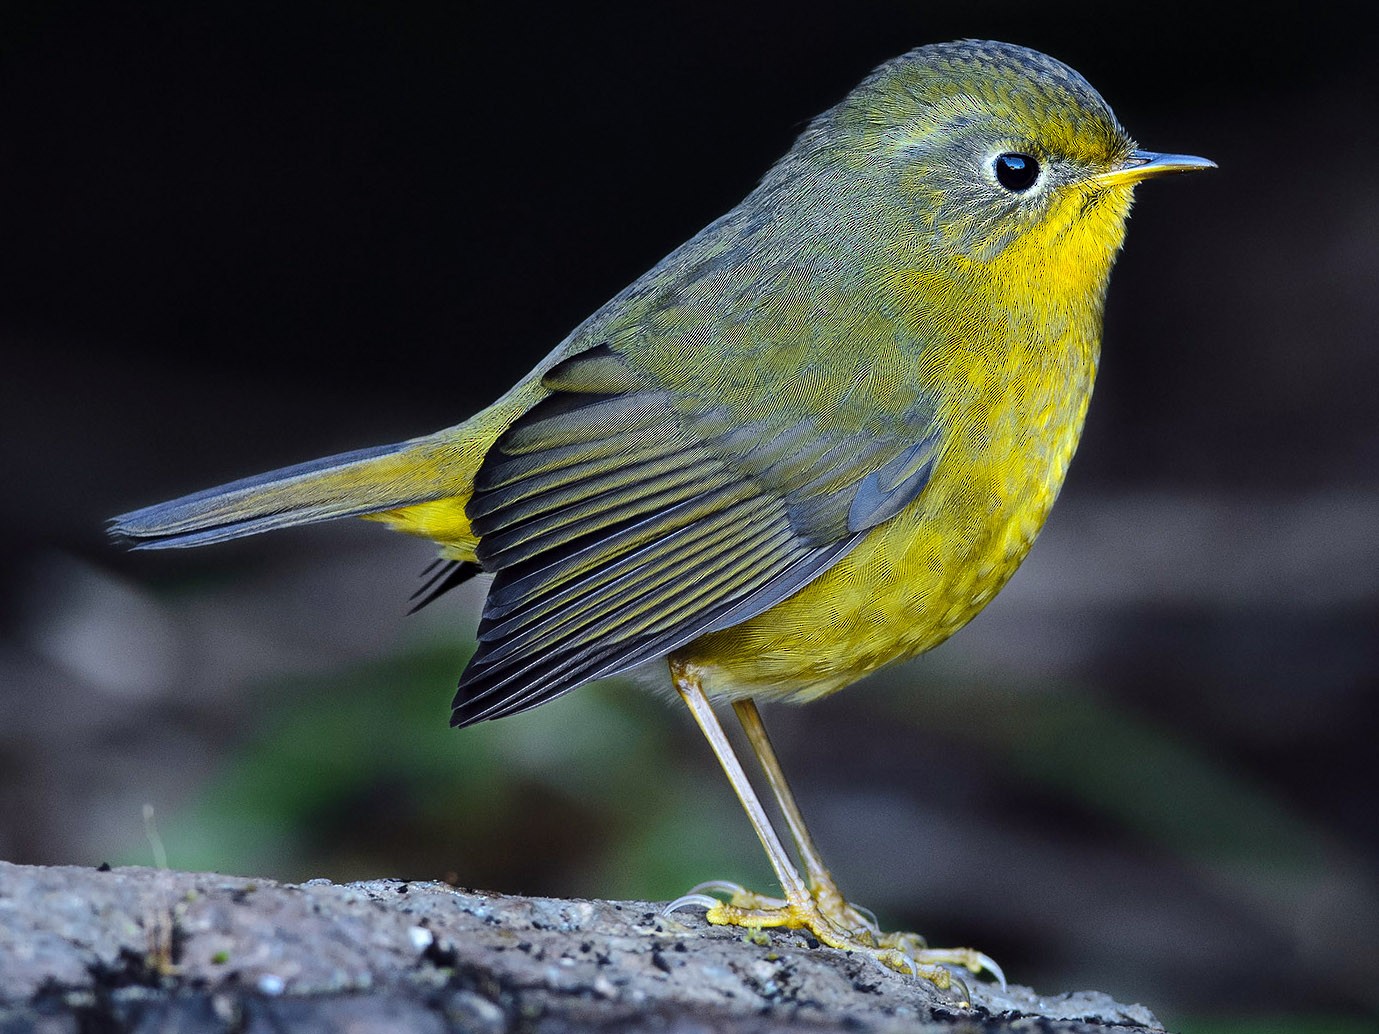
[112, 39, 1213, 994]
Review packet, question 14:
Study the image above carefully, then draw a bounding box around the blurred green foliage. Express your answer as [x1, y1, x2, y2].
[128, 639, 768, 900]
[882, 677, 1344, 893]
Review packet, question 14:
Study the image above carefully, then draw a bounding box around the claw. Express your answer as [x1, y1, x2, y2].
[663, 893, 721, 915]
[682, 879, 788, 911]
[974, 950, 1006, 991]
[848, 899, 882, 933]
[908, 946, 1006, 989]
[667, 875, 1004, 997]
[949, 974, 972, 1009]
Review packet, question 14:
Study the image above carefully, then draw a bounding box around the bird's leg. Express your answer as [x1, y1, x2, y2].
[665, 662, 1003, 994]
[731, 698, 1003, 988]
[667, 662, 812, 907]
[731, 697, 883, 938]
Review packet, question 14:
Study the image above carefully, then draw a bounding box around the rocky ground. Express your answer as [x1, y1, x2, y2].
[0, 861, 1164, 1033]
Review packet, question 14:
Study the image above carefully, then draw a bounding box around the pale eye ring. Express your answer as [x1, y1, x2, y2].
[994, 152, 1040, 192]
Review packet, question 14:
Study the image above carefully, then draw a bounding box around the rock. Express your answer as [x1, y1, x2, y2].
[0, 860, 1164, 1033]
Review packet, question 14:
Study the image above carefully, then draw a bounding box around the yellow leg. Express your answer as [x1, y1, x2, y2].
[665, 662, 1004, 997]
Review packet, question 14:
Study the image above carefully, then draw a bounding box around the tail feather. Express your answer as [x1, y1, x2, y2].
[111, 437, 467, 550]
[408, 558, 484, 613]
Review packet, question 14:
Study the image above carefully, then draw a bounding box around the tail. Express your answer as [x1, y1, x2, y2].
[110, 434, 479, 553]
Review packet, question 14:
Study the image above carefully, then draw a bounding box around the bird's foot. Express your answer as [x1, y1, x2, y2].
[665, 879, 1004, 1001]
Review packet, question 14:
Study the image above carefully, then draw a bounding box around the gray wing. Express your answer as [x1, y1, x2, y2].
[451, 343, 941, 726]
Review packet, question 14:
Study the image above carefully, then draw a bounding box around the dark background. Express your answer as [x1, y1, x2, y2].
[2, 3, 1376, 1031]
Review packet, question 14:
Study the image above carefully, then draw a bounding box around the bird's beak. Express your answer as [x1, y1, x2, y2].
[1096, 149, 1217, 187]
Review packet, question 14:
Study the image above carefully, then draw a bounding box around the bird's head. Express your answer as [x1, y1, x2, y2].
[789, 40, 1213, 290]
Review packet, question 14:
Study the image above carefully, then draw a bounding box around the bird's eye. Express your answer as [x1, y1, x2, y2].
[994, 153, 1040, 192]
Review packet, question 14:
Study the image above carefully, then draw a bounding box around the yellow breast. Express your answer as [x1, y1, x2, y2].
[676, 348, 1095, 701]
[674, 219, 1108, 702]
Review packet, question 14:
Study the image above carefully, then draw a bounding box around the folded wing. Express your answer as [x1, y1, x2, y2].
[452, 343, 942, 726]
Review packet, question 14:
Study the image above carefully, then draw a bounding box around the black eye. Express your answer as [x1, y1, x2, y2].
[994, 152, 1040, 192]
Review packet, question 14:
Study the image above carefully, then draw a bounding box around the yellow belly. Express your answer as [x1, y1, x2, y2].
[673, 350, 1094, 703]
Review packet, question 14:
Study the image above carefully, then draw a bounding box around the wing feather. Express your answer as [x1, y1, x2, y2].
[473, 490, 771, 654]
[451, 343, 943, 726]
